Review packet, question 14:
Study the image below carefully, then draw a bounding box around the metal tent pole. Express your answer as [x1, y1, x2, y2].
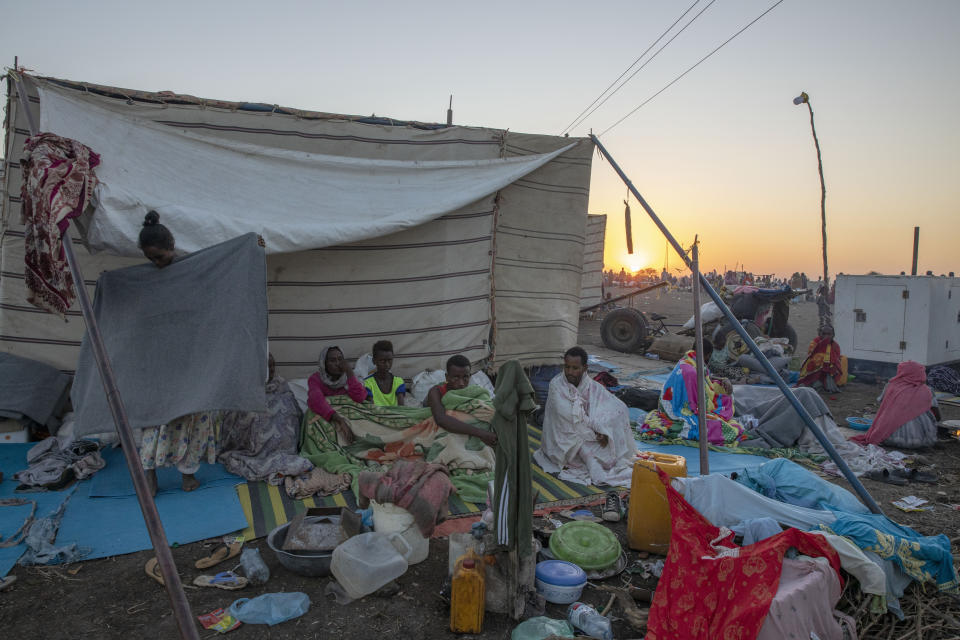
[590, 134, 883, 515]
[13, 72, 200, 640]
[691, 241, 709, 476]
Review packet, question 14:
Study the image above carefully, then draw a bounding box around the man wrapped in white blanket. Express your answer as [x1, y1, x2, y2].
[533, 346, 636, 486]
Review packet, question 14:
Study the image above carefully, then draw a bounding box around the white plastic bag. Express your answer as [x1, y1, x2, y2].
[681, 301, 722, 329]
[409, 369, 447, 407]
[353, 353, 374, 380]
[470, 371, 496, 398]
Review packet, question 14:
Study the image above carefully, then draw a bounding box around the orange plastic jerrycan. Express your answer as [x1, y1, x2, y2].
[627, 452, 687, 553]
[450, 553, 485, 633]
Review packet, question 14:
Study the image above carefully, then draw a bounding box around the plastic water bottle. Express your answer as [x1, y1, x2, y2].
[240, 548, 270, 585]
[567, 602, 613, 640]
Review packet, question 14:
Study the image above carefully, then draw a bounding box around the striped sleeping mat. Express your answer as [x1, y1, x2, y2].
[236, 423, 606, 539]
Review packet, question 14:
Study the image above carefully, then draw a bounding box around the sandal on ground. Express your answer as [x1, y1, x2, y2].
[864, 469, 908, 486]
[193, 571, 248, 590]
[194, 541, 243, 569]
[145, 557, 165, 586]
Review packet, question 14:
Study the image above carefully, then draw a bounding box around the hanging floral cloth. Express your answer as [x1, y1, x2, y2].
[646, 468, 842, 640]
[20, 133, 100, 317]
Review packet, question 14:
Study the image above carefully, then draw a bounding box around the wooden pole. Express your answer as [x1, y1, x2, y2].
[804, 96, 830, 304]
[11, 72, 200, 640]
[911, 226, 919, 275]
[579, 280, 668, 313]
[691, 240, 709, 476]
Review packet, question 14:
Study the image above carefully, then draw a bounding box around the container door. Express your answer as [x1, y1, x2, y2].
[947, 284, 960, 358]
[852, 283, 906, 358]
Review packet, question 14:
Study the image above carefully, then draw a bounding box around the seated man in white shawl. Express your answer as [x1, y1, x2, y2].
[534, 346, 636, 487]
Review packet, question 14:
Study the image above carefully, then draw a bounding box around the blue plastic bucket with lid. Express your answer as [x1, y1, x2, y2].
[535, 560, 587, 604]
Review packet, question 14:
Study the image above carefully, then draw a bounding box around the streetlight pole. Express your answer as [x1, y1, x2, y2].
[793, 91, 830, 326]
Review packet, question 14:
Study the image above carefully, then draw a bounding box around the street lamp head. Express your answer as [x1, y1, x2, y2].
[793, 92, 809, 105]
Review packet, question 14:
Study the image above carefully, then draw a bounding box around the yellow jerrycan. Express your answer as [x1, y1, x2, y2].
[627, 452, 687, 553]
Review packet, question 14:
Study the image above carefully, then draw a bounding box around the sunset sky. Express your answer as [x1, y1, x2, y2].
[2, 0, 958, 279]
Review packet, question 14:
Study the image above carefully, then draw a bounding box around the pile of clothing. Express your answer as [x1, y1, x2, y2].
[13, 436, 104, 491]
[667, 459, 957, 626]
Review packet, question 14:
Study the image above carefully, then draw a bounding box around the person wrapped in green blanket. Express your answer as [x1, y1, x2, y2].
[299, 355, 497, 499]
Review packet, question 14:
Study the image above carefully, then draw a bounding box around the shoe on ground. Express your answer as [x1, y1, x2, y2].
[602, 491, 623, 522]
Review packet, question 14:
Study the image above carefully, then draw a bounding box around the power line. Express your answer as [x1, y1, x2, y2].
[600, 0, 788, 137]
[563, 0, 718, 136]
[559, 0, 703, 136]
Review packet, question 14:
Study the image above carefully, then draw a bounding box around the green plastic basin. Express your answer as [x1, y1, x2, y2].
[548, 521, 622, 570]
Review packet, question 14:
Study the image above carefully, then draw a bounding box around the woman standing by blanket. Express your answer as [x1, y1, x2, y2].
[308, 346, 366, 444]
[852, 361, 941, 449]
[641, 344, 746, 445]
[798, 325, 847, 393]
[137, 212, 220, 495]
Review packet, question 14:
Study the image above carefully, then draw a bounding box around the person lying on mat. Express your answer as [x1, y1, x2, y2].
[533, 346, 636, 486]
[307, 346, 366, 444]
[426, 355, 498, 447]
[798, 324, 847, 393]
[137, 211, 221, 495]
[363, 340, 407, 407]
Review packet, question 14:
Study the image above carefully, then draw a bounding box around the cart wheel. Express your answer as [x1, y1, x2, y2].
[712, 320, 762, 352]
[600, 308, 649, 353]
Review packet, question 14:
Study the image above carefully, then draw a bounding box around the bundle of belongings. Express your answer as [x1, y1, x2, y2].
[654, 459, 959, 639]
[710, 336, 794, 385]
[640, 349, 913, 478]
[13, 436, 104, 491]
[357, 459, 454, 537]
[0, 353, 71, 437]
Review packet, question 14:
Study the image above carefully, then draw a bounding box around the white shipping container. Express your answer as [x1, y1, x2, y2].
[834, 275, 960, 366]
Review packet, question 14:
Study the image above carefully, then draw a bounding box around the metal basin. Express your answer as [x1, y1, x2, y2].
[266, 516, 339, 577]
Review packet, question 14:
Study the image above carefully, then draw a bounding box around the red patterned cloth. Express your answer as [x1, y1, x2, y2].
[20, 133, 100, 317]
[646, 469, 842, 640]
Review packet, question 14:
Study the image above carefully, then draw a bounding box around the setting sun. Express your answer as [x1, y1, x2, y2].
[622, 251, 649, 273]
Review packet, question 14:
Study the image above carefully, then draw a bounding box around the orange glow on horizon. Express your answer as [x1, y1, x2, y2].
[621, 251, 650, 273]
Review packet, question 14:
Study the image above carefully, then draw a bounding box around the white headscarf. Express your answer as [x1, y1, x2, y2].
[318, 345, 348, 390]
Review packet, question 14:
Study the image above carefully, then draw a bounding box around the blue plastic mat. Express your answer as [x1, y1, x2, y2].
[89, 447, 241, 497]
[0, 444, 72, 576]
[636, 440, 770, 477]
[0, 443, 247, 575]
[57, 478, 247, 561]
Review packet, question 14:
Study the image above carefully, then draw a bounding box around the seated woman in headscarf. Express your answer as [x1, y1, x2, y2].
[852, 361, 941, 449]
[218, 354, 313, 483]
[308, 346, 367, 444]
[640, 341, 747, 445]
[798, 325, 847, 393]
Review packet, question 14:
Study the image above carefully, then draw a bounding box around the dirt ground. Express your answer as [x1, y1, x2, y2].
[1, 291, 958, 639]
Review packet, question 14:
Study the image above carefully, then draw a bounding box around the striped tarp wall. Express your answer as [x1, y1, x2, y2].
[495, 134, 593, 367]
[579, 214, 607, 309]
[0, 74, 592, 378]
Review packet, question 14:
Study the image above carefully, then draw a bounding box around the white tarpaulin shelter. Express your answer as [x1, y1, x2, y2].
[1, 74, 594, 378]
[579, 214, 606, 309]
[39, 85, 573, 256]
